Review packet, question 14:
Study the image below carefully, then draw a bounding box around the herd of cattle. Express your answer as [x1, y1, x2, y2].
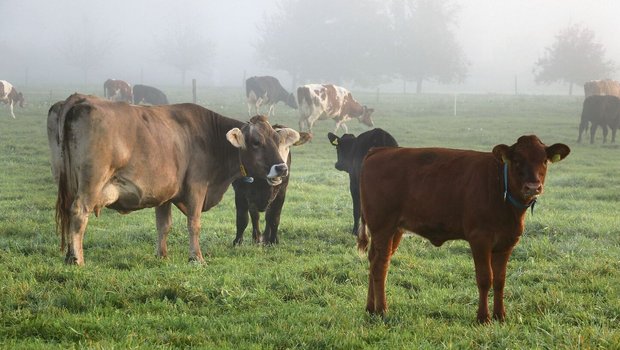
[8, 73, 620, 324]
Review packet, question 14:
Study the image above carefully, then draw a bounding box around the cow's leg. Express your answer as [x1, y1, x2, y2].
[590, 123, 598, 144]
[612, 126, 617, 143]
[250, 209, 262, 244]
[268, 104, 276, 118]
[264, 192, 286, 244]
[65, 196, 91, 265]
[470, 240, 493, 323]
[491, 248, 514, 322]
[156, 202, 172, 258]
[185, 191, 206, 263]
[341, 123, 348, 133]
[350, 176, 361, 236]
[577, 120, 587, 143]
[247, 102, 252, 117]
[602, 125, 609, 143]
[367, 228, 396, 315]
[9, 101, 16, 119]
[233, 188, 249, 246]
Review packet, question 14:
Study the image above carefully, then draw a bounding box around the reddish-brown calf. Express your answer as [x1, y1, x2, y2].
[358, 135, 570, 323]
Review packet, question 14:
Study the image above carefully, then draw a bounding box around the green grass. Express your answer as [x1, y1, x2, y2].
[0, 88, 619, 349]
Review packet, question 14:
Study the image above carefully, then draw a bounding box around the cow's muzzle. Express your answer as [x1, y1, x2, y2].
[266, 163, 288, 186]
[522, 182, 543, 198]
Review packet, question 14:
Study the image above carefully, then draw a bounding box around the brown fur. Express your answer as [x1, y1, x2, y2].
[358, 136, 570, 323]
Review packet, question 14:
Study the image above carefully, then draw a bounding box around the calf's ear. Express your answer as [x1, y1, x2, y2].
[492, 144, 511, 164]
[294, 132, 313, 146]
[327, 132, 339, 146]
[546, 143, 571, 163]
[277, 128, 301, 147]
[226, 128, 246, 149]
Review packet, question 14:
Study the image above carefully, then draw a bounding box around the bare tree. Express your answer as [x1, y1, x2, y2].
[60, 16, 114, 85]
[156, 26, 214, 86]
[534, 24, 615, 95]
[390, 0, 468, 93]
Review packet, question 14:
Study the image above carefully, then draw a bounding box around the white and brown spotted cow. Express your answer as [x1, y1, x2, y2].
[297, 84, 374, 133]
[0, 80, 25, 119]
[103, 79, 132, 102]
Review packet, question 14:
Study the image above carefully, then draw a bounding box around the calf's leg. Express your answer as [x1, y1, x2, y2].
[491, 248, 514, 322]
[470, 240, 493, 323]
[367, 228, 397, 315]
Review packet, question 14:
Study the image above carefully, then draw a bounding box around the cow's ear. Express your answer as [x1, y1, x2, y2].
[492, 144, 511, 164]
[277, 128, 301, 147]
[294, 132, 312, 146]
[546, 143, 571, 163]
[366, 108, 375, 115]
[327, 132, 339, 146]
[226, 128, 246, 149]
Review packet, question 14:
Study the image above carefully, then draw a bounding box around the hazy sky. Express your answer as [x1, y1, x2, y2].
[0, 0, 618, 94]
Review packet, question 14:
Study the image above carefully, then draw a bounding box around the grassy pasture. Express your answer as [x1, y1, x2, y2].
[0, 87, 618, 349]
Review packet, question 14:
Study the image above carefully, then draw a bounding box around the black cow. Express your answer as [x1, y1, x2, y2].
[328, 128, 398, 235]
[246, 76, 297, 117]
[232, 127, 311, 245]
[578, 95, 620, 144]
[133, 84, 169, 105]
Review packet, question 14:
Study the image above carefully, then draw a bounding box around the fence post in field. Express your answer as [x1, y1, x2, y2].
[192, 79, 197, 104]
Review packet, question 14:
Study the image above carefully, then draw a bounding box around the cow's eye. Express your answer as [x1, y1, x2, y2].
[252, 139, 261, 148]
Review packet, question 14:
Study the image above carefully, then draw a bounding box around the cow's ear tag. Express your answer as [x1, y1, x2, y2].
[331, 138, 338, 146]
[550, 154, 561, 163]
[501, 155, 510, 165]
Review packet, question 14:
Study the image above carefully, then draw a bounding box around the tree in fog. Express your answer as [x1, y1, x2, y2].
[256, 0, 389, 87]
[533, 24, 615, 96]
[390, 0, 467, 93]
[61, 17, 114, 85]
[157, 26, 214, 86]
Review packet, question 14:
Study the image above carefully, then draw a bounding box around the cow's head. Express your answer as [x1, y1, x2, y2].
[286, 93, 298, 109]
[492, 135, 570, 205]
[16, 92, 24, 107]
[328, 132, 356, 173]
[359, 106, 374, 127]
[227, 115, 302, 186]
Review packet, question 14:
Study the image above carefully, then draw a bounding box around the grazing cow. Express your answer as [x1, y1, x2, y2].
[358, 135, 570, 323]
[297, 84, 374, 133]
[327, 128, 398, 235]
[584, 79, 620, 98]
[0, 80, 25, 119]
[578, 95, 620, 144]
[53, 93, 300, 265]
[246, 76, 297, 117]
[103, 79, 132, 102]
[232, 126, 312, 245]
[133, 84, 169, 105]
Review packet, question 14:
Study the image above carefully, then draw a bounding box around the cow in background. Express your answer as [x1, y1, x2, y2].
[584, 79, 620, 98]
[104, 79, 132, 102]
[297, 84, 374, 133]
[327, 128, 398, 235]
[246, 76, 297, 117]
[232, 126, 312, 245]
[133, 84, 169, 105]
[358, 135, 570, 323]
[578, 95, 620, 144]
[52, 94, 300, 265]
[0, 80, 25, 118]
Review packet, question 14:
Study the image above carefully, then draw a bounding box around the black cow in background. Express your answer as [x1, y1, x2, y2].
[246, 76, 298, 117]
[233, 127, 312, 245]
[328, 128, 398, 235]
[133, 84, 169, 105]
[578, 95, 620, 144]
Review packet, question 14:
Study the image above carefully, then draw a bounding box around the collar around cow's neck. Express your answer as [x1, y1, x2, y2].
[503, 162, 536, 215]
[239, 164, 254, 183]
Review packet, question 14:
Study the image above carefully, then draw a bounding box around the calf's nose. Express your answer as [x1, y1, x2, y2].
[268, 163, 288, 178]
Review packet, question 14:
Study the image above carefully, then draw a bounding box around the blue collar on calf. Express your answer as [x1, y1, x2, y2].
[503, 162, 536, 215]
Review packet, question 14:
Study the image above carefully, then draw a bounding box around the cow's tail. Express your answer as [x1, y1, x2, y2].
[55, 94, 86, 252]
[357, 218, 370, 255]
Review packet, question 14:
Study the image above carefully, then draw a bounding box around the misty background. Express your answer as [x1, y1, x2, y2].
[0, 0, 618, 95]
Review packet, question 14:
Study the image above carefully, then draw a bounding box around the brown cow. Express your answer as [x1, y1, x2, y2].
[358, 135, 570, 323]
[53, 94, 300, 265]
[297, 84, 374, 133]
[104, 79, 132, 102]
[0, 80, 25, 118]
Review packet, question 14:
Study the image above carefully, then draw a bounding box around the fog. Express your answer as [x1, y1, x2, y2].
[0, 0, 618, 94]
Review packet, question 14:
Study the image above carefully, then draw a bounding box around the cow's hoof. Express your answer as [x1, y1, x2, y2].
[188, 256, 205, 264]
